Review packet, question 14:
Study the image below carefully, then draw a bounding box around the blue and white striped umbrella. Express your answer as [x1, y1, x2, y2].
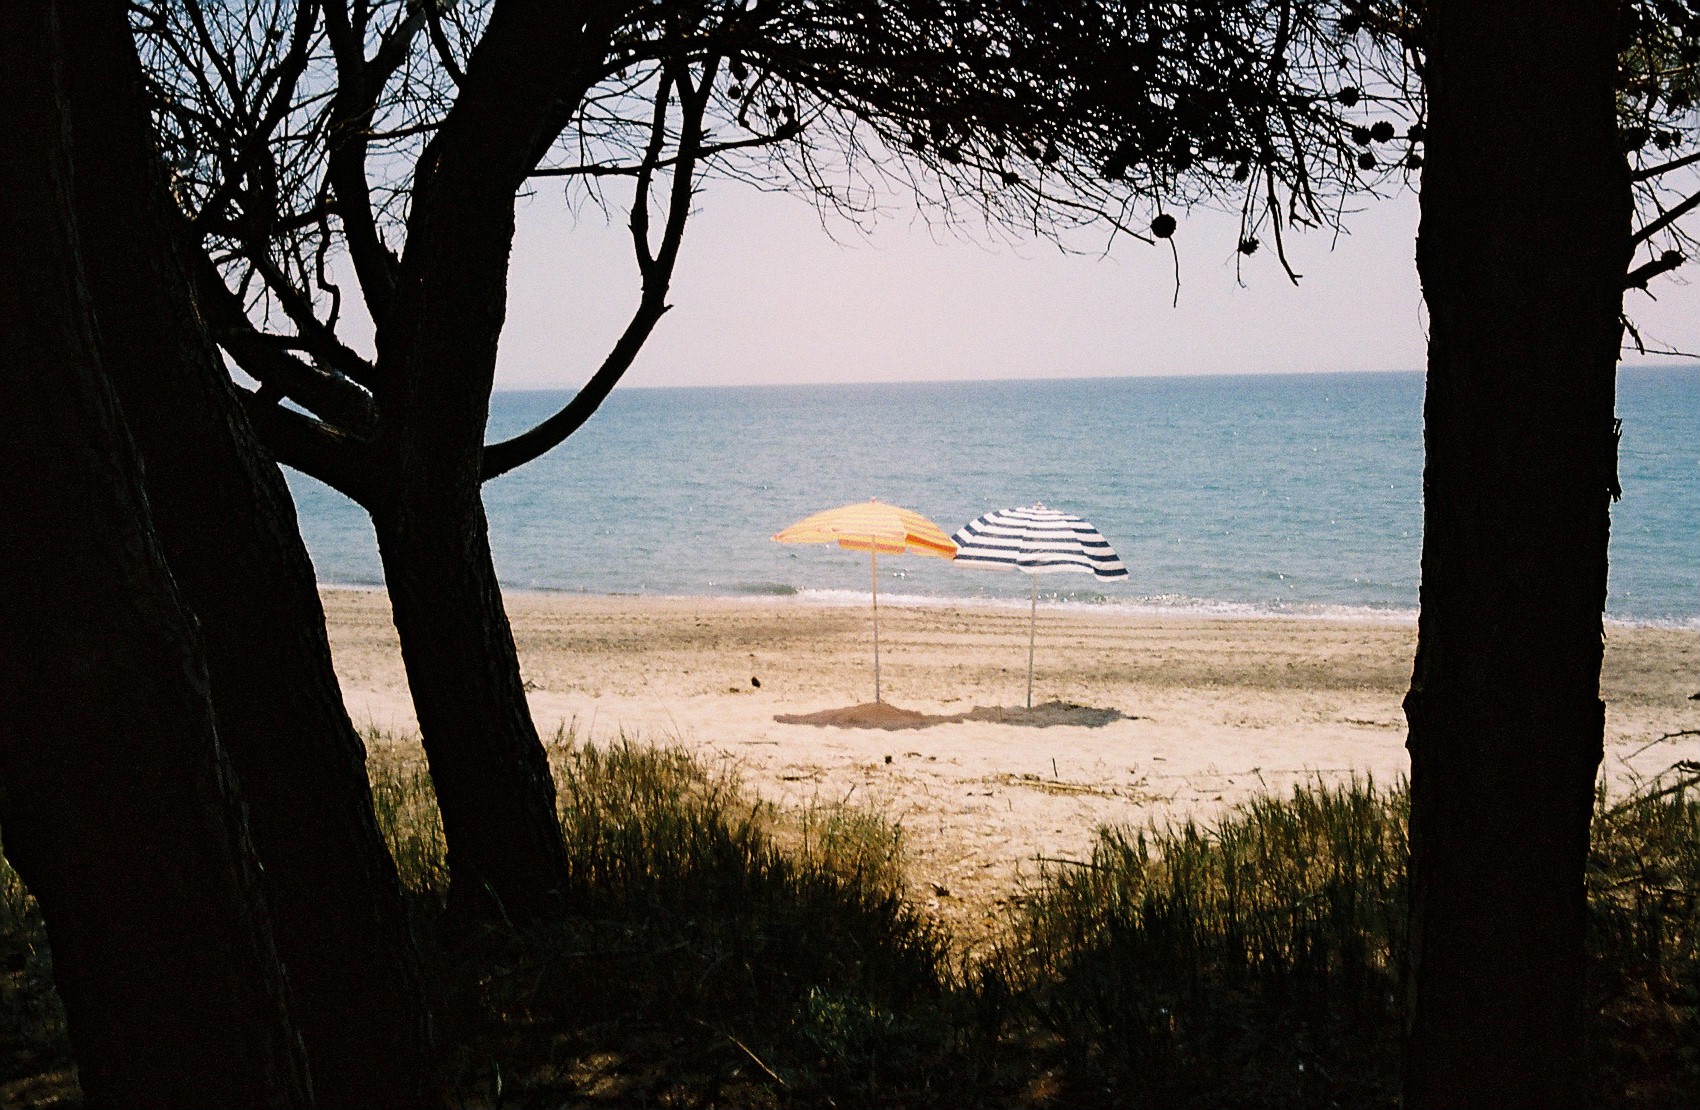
[951, 504, 1127, 707]
[952, 504, 1128, 578]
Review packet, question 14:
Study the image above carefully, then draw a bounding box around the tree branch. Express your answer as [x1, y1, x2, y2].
[321, 0, 412, 324]
[192, 251, 379, 435]
[236, 245, 380, 390]
[482, 58, 717, 481]
[1624, 249, 1686, 290]
[528, 130, 794, 179]
[186, 0, 318, 237]
[1633, 149, 1700, 182]
[1631, 186, 1700, 247]
[238, 388, 377, 507]
[425, 4, 466, 87]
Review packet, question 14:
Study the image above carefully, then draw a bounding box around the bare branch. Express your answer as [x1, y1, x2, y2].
[321, 0, 411, 323]
[425, 3, 466, 86]
[238, 388, 376, 507]
[236, 247, 380, 389]
[483, 57, 720, 480]
[1624, 249, 1686, 289]
[529, 131, 793, 179]
[1634, 149, 1700, 182]
[192, 251, 379, 435]
[1632, 187, 1700, 248]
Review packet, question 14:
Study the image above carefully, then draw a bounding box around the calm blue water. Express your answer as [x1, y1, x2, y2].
[287, 367, 1699, 625]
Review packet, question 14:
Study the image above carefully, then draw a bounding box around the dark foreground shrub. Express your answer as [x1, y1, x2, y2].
[983, 777, 1408, 1109]
[985, 767, 1699, 1110]
[1586, 761, 1700, 1108]
[371, 734, 966, 1107]
[0, 847, 70, 1107]
[0, 741, 1692, 1108]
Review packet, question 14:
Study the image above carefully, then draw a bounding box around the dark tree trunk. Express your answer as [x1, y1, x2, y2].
[370, 158, 572, 919]
[373, 501, 568, 919]
[0, 3, 310, 1103]
[55, 4, 434, 1103]
[1403, 4, 1631, 1106]
[357, 3, 626, 917]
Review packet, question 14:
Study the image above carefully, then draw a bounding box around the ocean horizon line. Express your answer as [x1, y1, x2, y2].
[488, 360, 1697, 395]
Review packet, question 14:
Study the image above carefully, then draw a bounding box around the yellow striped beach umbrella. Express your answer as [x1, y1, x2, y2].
[772, 499, 957, 702]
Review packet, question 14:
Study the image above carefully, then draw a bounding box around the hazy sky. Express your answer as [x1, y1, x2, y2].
[374, 176, 1700, 392]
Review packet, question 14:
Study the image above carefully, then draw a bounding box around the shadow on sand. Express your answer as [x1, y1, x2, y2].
[774, 699, 1132, 731]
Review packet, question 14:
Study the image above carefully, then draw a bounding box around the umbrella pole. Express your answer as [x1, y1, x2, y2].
[871, 543, 880, 703]
[1027, 576, 1037, 709]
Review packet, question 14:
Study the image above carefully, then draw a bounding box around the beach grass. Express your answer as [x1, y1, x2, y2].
[980, 776, 1409, 1108]
[0, 740, 1694, 1107]
[0, 844, 69, 1104]
[1584, 760, 1700, 1107]
[978, 764, 1698, 1109]
[368, 730, 967, 1105]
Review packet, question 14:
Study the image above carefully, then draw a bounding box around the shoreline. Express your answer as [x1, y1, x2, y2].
[322, 587, 1699, 944]
[315, 580, 1700, 631]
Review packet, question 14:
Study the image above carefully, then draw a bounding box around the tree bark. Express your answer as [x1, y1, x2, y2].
[374, 505, 568, 919]
[357, 0, 628, 917]
[1403, 4, 1631, 1106]
[56, 4, 435, 1104]
[0, 3, 310, 1103]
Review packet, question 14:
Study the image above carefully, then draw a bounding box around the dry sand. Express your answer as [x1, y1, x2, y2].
[325, 588, 1698, 943]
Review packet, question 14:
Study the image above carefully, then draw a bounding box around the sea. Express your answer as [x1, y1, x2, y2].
[287, 366, 1700, 627]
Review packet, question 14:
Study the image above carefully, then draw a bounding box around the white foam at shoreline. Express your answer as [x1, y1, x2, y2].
[773, 589, 1697, 628]
[786, 587, 1420, 623]
[318, 579, 1699, 629]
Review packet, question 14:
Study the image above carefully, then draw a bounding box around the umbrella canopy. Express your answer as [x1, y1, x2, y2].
[773, 499, 956, 703]
[952, 504, 1128, 578]
[772, 499, 957, 557]
[951, 504, 1126, 707]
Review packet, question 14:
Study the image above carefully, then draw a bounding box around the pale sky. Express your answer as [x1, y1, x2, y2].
[481, 177, 1698, 392]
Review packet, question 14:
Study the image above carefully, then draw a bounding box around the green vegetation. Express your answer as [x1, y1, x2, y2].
[3, 739, 1695, 1107]
[0, 848, 67, 1104]
[987, 778, 1409, 1108]
[1585, 762, 1700, 1108]
[369, 732, 964, 1105]
[984, 765, 1697, 1109]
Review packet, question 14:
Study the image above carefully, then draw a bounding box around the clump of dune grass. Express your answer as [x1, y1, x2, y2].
[983, 766, 1700, 1109]
[983, 776, 1408, 1109]
[0, 846, 70, 1105]
[363, 744, 449, 905]
[366, 731, 963, 1106]
[1585, 761, 1700, 1108]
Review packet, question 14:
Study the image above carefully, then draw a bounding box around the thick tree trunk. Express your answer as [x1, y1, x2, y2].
[374, 502, 569, 919]
[1403, 4, 1632, 1106]
[0, 3, 309, 1103]
[56, 4, 434, 1104]
[358, 3, 624, 916]
[371, 146, 572, 921]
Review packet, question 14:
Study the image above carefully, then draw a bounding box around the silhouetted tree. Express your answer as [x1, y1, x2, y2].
[0, 2, 309, 1103]
[1326, 3, 1699, 1103]
[53, 2, 436, 1103]
[1402, 4, 1629, 1102]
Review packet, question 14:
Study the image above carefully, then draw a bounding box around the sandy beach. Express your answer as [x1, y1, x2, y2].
[325, 588, 1698, 942]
